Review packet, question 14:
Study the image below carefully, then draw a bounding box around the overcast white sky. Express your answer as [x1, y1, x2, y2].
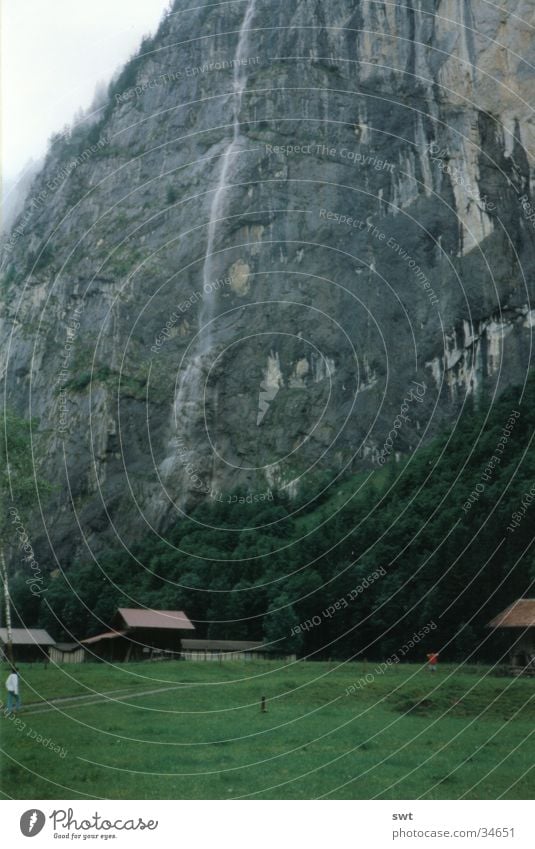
[2, 0, 170, 184]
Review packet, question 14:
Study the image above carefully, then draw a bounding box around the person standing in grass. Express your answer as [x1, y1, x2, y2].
[5, 666, 21, 714]
[426, 652, 439, 673]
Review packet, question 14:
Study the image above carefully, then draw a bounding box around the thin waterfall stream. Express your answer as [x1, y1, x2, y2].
[161, 0, 257, 488]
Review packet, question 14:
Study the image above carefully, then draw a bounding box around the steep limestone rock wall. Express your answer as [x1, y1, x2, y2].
[1, 0, 534, 563]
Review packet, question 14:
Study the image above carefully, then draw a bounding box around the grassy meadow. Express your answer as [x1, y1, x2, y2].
[0, 660, 533, 800]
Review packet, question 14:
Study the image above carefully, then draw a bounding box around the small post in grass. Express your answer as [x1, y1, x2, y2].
[260, 696, 267, 713]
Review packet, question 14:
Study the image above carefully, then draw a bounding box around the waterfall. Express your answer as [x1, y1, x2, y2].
[199, 0, 257, 340]
[161, 0, 256, 485]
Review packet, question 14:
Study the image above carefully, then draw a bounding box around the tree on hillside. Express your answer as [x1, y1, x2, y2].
[0, 409, 51, 661]
[263, 594, 304, 656]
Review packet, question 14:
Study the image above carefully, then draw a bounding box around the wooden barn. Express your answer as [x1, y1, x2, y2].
[488, 598, 535, 675]
[0, 627, 55, 663]
[81, 607, 195, 661]
[49, 642, 86, 664]
[181, 639, 269, 662]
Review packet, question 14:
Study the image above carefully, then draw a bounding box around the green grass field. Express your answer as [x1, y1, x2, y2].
[1, 660, 533, 799]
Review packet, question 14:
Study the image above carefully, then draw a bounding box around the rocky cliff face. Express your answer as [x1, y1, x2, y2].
[1, 0, 534, 563]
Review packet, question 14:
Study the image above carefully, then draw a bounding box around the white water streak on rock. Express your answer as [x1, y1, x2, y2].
[162, 0, 257, 479]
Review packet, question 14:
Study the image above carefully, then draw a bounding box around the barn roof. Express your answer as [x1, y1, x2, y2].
[488, 599, 535, 628]
[116, 608, 195, 631]
[181, 639, 268, 652]
[0, 628, 55, 646]
[81, 630, 127, 645]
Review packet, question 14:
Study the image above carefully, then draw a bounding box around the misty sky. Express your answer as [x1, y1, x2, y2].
[2, 0, 170, 184]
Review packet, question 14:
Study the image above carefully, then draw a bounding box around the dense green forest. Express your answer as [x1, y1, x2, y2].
[10, 373, 535, 662]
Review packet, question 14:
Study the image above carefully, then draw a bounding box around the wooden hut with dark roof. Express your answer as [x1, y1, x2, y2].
[81, 607, 195, 662]
[488, 598, 535, 675]
[0, 628, 55, 663]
